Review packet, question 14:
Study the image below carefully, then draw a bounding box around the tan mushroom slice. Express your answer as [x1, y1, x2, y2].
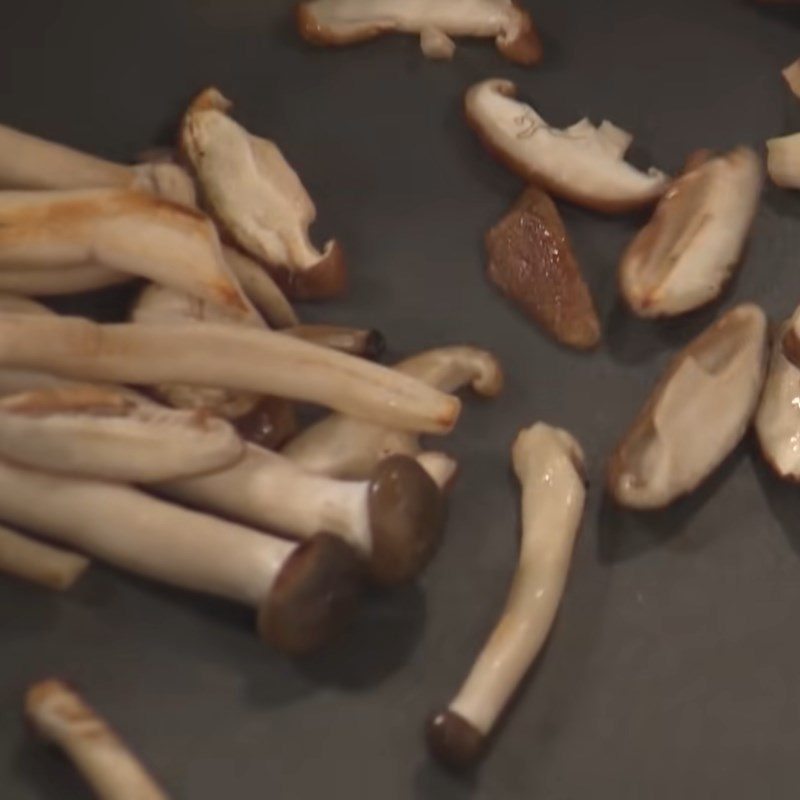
[285, 324, 386, 359]
[485, 185, 601, 349]
[0, 315, 460, 433]
[284, 346, 501, 478]
[26, 679, 170, 800]
[0, 263, 132, 296]
[465, 80, 668, 212]
[0, 460, 360, 654]
[0, 524, 89, 590]
[296, 0, 543, 65]
[619, 147, 762, 317]
[181, 88, 345, 300]
[767, 133, 800, 189]
[428, 422, 586, 769]
[608, 303, 767, 509]
[783, 59, 800, 99]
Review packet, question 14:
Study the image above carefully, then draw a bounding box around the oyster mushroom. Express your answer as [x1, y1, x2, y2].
[0, 524, 88, 590]
[26, 679, 170, 800]
[767, 133, 800, 189]
[160, 446, 445, 586]
[285, 324, 386, 359]
[619, 146, 762, 317]
[0, 189, 250, 313]
[0, 459, 360, 654]
[295, 0, 543, 65]
[0, 315, 461, 433]
[428, 422, 586, 769]
[0, 263, 131, 296]
[464, 80, 668, 212]
[607, 303, 767, 509]
[783, 59, 800, 99]
[181, 88, 345, 300]
[485, 185, 601, 349]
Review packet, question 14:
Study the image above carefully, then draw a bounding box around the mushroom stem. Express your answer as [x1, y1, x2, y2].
[285, 324, 386, 359]
[783, 58, 800, 100]
[0, 263, 132, 296]
[0, 459, 360, 653]
[25, 679, 170, 800]
[428, 423, 586, 769]
[415, 451, 458, 492]
[0, 316, 460, 433]
[0, 524, 89, 590]
[767, 132, 800, 189]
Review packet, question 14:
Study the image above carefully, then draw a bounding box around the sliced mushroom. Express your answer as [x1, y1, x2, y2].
[0, 189, 250, 313]
[619, 147, 762, 317]
[0, 263, 132, 296]
[0, 315, 461, 433]
[285, 324, 386, 359]
[181, 88, 345, 300]
[26, 679, 170, 800]
[295, 0, 543, 65]
[767, 133, 800, 189]
[284, 346, 501, 478]
[464, 80, 668, 212]
[783, 58, 800, 99]
[428, 422, 586, 769]
[485, 185, 601, 349]
[607, 303, 767, 509]
[0, 524, 88, 590]
[0, 460, 360, 654]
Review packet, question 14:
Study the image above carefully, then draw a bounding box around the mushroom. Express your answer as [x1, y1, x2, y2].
[0, 315, 461, 433]
[180, 88, 345, 300]
[26, 679, 170, 800]
[607, 303, 767, 509]
[428, 422, 586, 769]
[415, 451, 459, 491]
[485, 185, 601, 349]
[0, 384, 244, 482]
[0, 188, 250, 313]
[284, 345, 501, 478]
[295, 0, 543, 65]
[0, 524, 88, 590]
[619, 146, 762, 317]
[0, 459, 360, 654]
[783, 58, 800, 99]
[285, 324, 386, 359]
[464, 79, 669, 212]
[0, 263, 132, 296]
[159, 445, 445, 586]
[0, 293, 53, 316]
[767, 133, 800, 189]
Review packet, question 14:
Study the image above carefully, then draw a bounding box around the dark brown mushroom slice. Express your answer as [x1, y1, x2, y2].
[427, 710, 485, 771]
[486, 185, 601, 349]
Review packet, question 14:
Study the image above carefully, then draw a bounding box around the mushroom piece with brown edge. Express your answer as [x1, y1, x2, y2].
[465, 80, 668, 212]
[285, 324, 386, 359]
[428, 422, 586, 769]
[619, 146, 762, 318]
[0, 459, 361, 654]
[607, 303, 767, 509]
[0, 524, 89, 590]
[485, 185, 601, 349]
[181, 88, 345, 300]
[159, 445, 445, 586]
[296, 0, 543, 66]
[767, 133, 800, 189]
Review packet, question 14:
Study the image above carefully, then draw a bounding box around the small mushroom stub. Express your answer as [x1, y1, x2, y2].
[181, 88, 345, 300]
[607, 303, 767, 509]
[0, 524, 89, 590]
[485, 185, 601, 349]
[783, 59, 800, 100]
[619, 147, 762, 317]
[428, 423, 586, 769]
[296, 0, 543, 66]
[465, 80, 668, 212]
[767, 133, 800, 189]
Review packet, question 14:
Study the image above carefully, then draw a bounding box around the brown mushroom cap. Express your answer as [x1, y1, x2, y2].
[366, 454, 446, 586]
[427, 710, 485, 771]
[257, 533, 361, 656]
[232, 396, 298, 449]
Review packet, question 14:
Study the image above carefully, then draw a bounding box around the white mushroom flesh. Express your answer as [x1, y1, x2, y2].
[767, 133, 800, 189]
[0, 524, 89, 590]
[416, 451, 458, 490]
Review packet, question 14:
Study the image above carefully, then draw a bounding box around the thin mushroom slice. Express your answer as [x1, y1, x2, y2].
[0, 315, 461, 434]
[181, 88, 345, 300]
[296, 0, 543, 65]
[767, 133, 800, 189]
[160, 445, 446, 586]
[0, 263, 132, 296]
[0, 524, 88, 590]
[285, 324, 386, 359]
[783, 59, 800, 99]
[26, 679, 170, 800]
[465, 80, 668, 212]
[0, 460, 361, 654]
[428, 422, 586, 769]
[485, 185, 601, 349]
[607, 303, 768, 509]
[619, 146, 762, 318]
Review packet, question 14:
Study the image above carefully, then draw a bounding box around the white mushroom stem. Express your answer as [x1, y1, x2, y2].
[0, 293, 53, 315]
[0, 189, 250, 314]
[25, 679, 170, 800]
[767, 133, 800, 189]
[0, 316, 460, 433]
[428, 423, 586, 768]
[464, 79, 668, 212]
[783, 58, 800, 100]
[0, 524, 88, 590]
[0, 263, 132, 296]
[284, 324, 385, 358]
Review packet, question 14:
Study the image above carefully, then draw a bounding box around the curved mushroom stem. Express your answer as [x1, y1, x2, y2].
[428, 423, 586, 769]
[284, 324, 386, 359]
[159, 445, 445, 586]
[26, 679, 170, 800]
[0, 524, 89, 590]
[0, 263, 133, 296]
[767, 133, 800, 189]
[0, 460, 360, 654]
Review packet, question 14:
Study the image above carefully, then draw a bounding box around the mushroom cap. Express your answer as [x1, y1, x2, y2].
[273, 239, 347, 301]
[257, 533, 362, 656]
[427, 710, 485, 770]
[366, 454, 446, 586]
